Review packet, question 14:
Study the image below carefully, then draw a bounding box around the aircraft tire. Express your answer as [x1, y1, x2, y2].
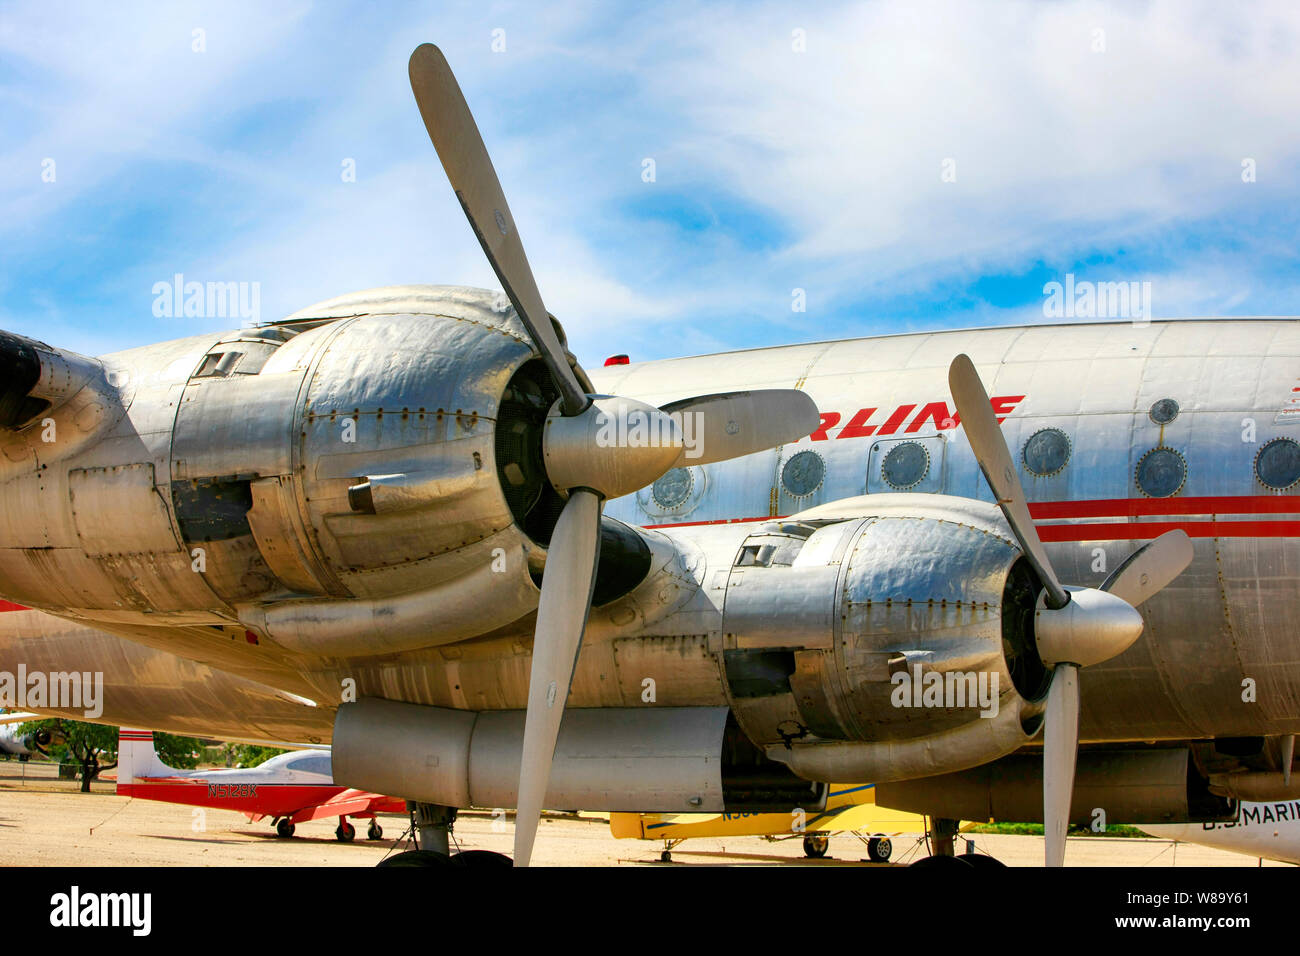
[276, 819, 296, 839]
[909, 854, 973, 869]
[450, 850, 513, 868]
[377, 850, 454, 867]
[336, 820, 356, 842]
[867, 837, 892, 862]
[960, 852, 1006, 869]
[802, 834, 830, 858]
[367, 822, 383, 840]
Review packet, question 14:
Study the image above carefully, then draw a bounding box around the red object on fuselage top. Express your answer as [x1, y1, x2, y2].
[604, 354, 630, 366]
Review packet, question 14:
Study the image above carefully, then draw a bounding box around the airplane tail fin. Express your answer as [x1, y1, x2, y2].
[115, 728, 175, 791]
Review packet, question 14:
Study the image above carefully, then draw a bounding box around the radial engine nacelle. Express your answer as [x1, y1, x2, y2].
[709, 496, 1052, 778]
[0, 288, 665, 645]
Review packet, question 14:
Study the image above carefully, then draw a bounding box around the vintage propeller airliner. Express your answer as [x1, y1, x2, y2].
[0, 44, 1296, 867]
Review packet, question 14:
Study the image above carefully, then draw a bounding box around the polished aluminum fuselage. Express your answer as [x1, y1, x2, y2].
[0, 294, 1295, 750]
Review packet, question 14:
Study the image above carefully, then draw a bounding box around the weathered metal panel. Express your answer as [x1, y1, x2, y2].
[0, 547, 125, 608]
[246, 476, 337, 595]
[170, 372, 300, 481]
[68, 463, 180, 555]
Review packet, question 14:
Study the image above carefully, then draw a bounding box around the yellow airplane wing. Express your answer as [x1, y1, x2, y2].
[611, 784, 925, 841]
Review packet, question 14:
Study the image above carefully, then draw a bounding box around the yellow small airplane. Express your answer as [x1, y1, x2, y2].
[610, 784, 926, 863]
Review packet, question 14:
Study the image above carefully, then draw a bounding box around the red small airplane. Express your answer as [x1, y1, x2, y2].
[115, 728, 404, 841]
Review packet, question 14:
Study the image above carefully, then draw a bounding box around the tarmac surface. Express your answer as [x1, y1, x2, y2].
[0, 759, 1285, 867]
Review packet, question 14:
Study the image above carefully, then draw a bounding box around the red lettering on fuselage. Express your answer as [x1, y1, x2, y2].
[811, 396, 1025, 440]
[838, 407, 879, 439]
[905, 401, 960, 433]
[808, 412, 841, 441]
[990, 394, 1026, 424]
[875, 404, 916, 436]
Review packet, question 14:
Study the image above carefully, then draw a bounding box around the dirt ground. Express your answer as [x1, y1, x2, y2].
[0, 759, 1282, 867]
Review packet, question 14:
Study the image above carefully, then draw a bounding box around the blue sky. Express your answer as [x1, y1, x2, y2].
[2, 0, 1299, 365]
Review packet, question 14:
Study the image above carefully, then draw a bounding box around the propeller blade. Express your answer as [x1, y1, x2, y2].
[1043, 664, 1080, 867]
[659, 389, 821, 468]
[949, 354, 1068, 609]
[1100, 529, 1193, 607]
[513, 488, 602, 866]
[409, 43, 587, 416]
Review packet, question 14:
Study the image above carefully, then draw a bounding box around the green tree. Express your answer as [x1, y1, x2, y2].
[219, 742, 286, 768]
[16, 719, 203, 792]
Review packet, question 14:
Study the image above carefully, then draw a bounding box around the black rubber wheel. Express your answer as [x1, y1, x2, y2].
[335, 820, 356, 842]
[960, 852, 1006, 869]
[377, 850, 454, 867]
[660, 850, 672, 863]
[276, 819, 296, 839]
[803, 834, 830, 858]
[367, 822, 383, 841]
[450, 849, 513, 868]
[909, 853, 974, 869]
[867, 836, 892, 862]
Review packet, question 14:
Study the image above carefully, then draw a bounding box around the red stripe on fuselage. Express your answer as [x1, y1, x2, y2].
[0, 600, 28, 612]
[118, 780, 346, 817]
[1027, 495, 1299, 520]
[1037, 520, 1300, 542]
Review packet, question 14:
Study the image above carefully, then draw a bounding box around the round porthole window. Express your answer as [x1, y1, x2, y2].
[1255, 437, 1300, 491]
[881, 441, 930, 490]
[1149, 398, 1180, 425]
[1135, 447, 1186, 498]
[781, 450, 825, 498]
[1022, 428, 1072, 477]
[651, 468, 693, 509]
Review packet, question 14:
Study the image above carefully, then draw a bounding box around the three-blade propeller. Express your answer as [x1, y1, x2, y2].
[948, 354, 1193, 866]
[409, 44, 820, 866]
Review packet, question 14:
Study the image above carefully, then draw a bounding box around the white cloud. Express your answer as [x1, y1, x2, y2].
[3, 0, 1298, 363]
[622, 1, 1300, 289]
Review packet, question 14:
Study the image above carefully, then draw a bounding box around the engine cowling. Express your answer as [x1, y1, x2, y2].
[216, 286, 655, 654]
[715, 496, 1053, 782]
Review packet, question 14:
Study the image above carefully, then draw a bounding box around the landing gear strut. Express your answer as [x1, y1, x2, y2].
[377, 802, 512, 867]
[929, 817, 960, 857]
[411, 801, 457, 855]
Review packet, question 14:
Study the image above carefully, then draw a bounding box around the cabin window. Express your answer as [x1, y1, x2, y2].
[651, 467, 693, 509]
[1135, 447, 1186, 498]
[1149, 398, 1180, 425]
[1255, 437, 1300, 491]
[1023, 427, 1072, 477]
[781, 450, 825, 498]
[880, 440, 930, 490]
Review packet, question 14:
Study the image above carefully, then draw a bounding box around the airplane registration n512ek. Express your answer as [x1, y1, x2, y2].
[0, 43, 1296, 869]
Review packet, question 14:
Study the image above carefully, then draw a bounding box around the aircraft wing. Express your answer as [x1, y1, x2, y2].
[287, 790, 406, 824]
[0, 607, 333, 745]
